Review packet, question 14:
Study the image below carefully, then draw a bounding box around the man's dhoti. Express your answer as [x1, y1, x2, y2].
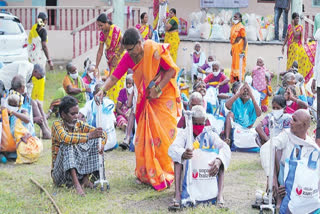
[52, 139, 100, 187]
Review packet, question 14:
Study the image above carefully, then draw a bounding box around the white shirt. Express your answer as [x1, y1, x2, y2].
[0, 61, 34, 96]
[260, 129, 320, 177]
[168, 127, 231, 169]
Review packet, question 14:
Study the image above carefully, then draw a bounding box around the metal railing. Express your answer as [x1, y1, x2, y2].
[0, 6, 112, 31]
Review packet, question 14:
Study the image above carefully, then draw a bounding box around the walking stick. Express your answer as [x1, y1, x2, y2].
[184, 110, 195, 204]
[239, 53, 245, 83]
[93, 98, 110, 191]
[276, 56, 283, 92]
[260, 115, 276, 214]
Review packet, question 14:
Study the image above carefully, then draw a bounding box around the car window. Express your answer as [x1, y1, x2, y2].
[0, 18, 23, 35]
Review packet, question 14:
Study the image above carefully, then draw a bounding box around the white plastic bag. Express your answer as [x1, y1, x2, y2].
[199, 22, 211, 39]
[204, 87, 218, 106]
[232, 122, 258, 149]
[281, 147, 320, 214]
[181, 149, 218, 205]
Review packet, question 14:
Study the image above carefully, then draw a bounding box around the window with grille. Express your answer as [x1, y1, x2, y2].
[257, 0, 275, 2]
[313, 0, 320, 6]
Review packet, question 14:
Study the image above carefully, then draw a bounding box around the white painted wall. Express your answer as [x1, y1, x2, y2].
[176, 39, 287, 75]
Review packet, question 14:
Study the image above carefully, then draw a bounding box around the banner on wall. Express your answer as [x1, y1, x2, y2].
[200, 0, 248, 8]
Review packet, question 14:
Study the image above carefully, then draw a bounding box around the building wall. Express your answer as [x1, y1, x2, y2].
[6, 0, 318, 21]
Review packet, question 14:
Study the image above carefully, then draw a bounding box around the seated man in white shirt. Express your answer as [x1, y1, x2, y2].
[260, 109, 320, 213]
[168, 105, 231, 211]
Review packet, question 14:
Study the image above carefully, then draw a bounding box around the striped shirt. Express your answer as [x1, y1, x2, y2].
[51, 120, 107, 168]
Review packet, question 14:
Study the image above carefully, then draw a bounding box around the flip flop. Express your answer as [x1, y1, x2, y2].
[119, 142, 129, 150]
[168, 198, 182, 212]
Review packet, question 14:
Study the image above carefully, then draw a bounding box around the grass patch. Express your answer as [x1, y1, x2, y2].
[1, 70, 315, 214]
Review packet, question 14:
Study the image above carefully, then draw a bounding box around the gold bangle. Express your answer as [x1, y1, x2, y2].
[154, 85, 162, 94]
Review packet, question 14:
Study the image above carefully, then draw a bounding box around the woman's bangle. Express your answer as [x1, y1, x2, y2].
[154, 85, 162, 94]
[100, 87, 106, 93]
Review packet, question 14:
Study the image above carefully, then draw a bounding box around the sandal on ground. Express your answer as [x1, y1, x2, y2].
[119, 142, 130, 150]
[168, 198, 182, 212]
[216, 198, 228, 210]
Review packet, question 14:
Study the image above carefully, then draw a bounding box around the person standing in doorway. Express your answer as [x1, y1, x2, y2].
[274, 0, 290, 41]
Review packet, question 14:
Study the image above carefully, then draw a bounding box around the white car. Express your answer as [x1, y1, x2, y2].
[0, 12, 28, 64]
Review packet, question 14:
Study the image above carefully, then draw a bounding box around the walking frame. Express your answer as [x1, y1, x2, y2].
[260, 115, 276, 214]
[93, 98, 110, 191]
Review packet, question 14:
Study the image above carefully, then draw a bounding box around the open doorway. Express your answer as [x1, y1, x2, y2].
[46, 0, 57, 25]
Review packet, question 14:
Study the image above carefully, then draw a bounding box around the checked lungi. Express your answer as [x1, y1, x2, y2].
[52, 139, 100, 187]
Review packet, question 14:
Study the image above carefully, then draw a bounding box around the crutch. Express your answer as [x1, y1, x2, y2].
[260, 115, 276, 214]
[276, 56, 283, 92]
[183, 110, 195, 205]
[93, 98, 110, 191]
[239, 53, 245, 83]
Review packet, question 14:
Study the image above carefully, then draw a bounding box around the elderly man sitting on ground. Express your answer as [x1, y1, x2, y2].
[260, 109, 320, 213]
[51, 96, 108, 196]
[168, 105, 231, 211]
[224, 82, 262, 145]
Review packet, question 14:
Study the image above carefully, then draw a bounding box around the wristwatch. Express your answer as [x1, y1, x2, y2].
[148, 81, 156, 89]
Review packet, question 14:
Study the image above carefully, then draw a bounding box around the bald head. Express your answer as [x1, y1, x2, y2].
[295, 109, 311, 127]
[291, 109, 311, 139]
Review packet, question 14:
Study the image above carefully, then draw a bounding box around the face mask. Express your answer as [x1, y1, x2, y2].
[286, 100, 293, 106]
[232, 18, 240, 25]
[193, 124, 205, 136]
[272, 109, 283, 120]
[7, 106, 19, 113]
[88, 72, 94, 80]
[195, 51, 201, 55]
[69, 72, 78, 80]
[213, 71, 220, 76]
[127, 86, 133, 94]
[208, 61, 214, 67]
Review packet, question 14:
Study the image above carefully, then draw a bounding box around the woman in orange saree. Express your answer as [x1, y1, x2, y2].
[136, 12, 153, 41]
[282, 12, 314, 84]
[96, 13, 126, 104]
[230, 12, 248, 83]
[96, 28, 181, 191]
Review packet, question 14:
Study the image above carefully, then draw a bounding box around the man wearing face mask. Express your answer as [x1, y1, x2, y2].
[62, 63, 91, 108]
[204, 60, 230, 94]
[256, 95, 292, 146]
[224, 82, 262, 145]
[168, 105, 231, 210]
[51, 96, 108, 196]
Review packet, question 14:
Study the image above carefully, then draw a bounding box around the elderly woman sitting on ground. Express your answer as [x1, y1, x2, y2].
[203, 60, 230, 93]
[10, 75, 51, 138]
[168, 105, 231, 210]
[4, 92, 43, 164]
[191, 42, 206, 80]
[224, 82, 262, 145]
